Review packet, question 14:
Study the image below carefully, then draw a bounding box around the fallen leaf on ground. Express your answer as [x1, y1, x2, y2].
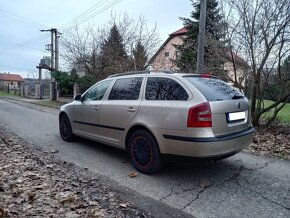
[50, 149, 59, 153]
[119, 203, 129, 208]
[200, 179, 211, 189]
[128, 172, 138, 178]
[0, 208, 6, 218]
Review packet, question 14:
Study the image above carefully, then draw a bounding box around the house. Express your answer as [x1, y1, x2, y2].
[0, 72, 24, 91]
[148, 27, 187, 71]
[149, 27, 249, 87]
[224, 51, 250, 88]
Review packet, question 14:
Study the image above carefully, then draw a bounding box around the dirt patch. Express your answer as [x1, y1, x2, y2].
[0, 130, 152, 218]
[244, 125, 290, 160]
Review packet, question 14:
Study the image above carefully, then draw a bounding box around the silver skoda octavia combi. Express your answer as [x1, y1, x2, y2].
[59, 71, 254, 174]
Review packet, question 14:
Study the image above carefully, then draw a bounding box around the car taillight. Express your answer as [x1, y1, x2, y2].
[187, 102, 212, 127]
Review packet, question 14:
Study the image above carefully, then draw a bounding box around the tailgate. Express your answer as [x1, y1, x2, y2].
[209, 99, 251, 136]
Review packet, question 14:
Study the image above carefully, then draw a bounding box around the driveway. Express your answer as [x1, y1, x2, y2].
[0, 98, 289, 217]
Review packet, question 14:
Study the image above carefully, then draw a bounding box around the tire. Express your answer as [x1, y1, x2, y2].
[128, 130, 163, 174]
[59, 114, 75, 141]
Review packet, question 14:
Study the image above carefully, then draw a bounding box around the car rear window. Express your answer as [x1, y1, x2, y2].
[145, 77, 188, 100]
[184, 76, 244, 101]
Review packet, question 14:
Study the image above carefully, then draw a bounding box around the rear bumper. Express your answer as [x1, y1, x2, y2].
[160, 127, 254, 158]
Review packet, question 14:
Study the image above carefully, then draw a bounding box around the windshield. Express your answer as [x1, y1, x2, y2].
[184, 76, 244, 101]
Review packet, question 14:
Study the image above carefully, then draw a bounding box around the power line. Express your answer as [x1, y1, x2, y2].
[0, 38, 44, 52]
[60, 0, 107, 30]
[1, 35, 49, 52]
[0, 8, 49, 52]
[61, 0, 122, 31]
[0, 8, 48, 29]
[75, 0, 122, 27]
[0, 0, 122, 68]
[0, 0, 122, 51]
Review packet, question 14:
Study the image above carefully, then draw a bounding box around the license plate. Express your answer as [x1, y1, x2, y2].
[227, 111, 246, 122]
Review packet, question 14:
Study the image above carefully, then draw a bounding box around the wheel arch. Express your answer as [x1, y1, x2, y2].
[125, 125, 160, 152]
[59, 111, 73, 128]
[59, 111, 69, 121]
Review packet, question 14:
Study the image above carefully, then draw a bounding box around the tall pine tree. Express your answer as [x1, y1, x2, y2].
[99, 24, 128, 77]
[176, 0, 226, 75]
[132, 41, 148, 71]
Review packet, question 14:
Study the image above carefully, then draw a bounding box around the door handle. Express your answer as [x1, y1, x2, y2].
[126, 107, 136, 112]
[93, 105, 100, 110]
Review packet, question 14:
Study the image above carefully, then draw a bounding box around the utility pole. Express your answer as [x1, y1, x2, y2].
[55, 31, 60, 100]
[51, 29, 55, 70]
[40, 28, 60, 100]
[55, 32, 59, 71]
[196, 0, 207, 74]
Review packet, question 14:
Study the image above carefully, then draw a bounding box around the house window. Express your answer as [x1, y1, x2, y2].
[164, 52, 169, 57]
[11, 82, 13, 85]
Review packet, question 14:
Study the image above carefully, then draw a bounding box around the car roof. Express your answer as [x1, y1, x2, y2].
[107, 70, 219, 79]
[107, 70, 174, 78]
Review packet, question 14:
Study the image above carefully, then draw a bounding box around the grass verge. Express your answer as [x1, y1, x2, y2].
[32, 100, 66, 108]
[260, 100, 290, 125]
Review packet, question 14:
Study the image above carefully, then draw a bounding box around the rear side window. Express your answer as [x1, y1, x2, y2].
[145, 77, 188, 100]
[184, 76, 244, 101]
[108, 77, 143, 100]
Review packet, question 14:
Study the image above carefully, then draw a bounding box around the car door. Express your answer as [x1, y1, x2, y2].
[71, 80, 112, 138]
[98, 77, 144, 145]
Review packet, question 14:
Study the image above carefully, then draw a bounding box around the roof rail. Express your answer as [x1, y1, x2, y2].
[107, 70, 176, 78]
[107, 71, 150, 78]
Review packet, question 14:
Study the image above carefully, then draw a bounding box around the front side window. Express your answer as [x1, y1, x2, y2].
[145, 77, 189, 100]
[108, 77, 143, 100]
[83, 80, 112, 101]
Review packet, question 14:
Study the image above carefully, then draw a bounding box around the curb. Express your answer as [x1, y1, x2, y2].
[1, 96, 63, 109]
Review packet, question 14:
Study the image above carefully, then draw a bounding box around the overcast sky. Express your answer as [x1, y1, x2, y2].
[0, 0, 192, 78]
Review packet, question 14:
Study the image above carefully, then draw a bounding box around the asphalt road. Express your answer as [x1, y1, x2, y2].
[0, 98, 289, 218]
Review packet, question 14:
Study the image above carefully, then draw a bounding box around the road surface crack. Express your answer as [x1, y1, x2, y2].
[160, 184, 175, 201]
[255, 160, 277, 170]
[181, 180, 215, 211]
[237, 179, 290, 211]
[217, 165, 245, 186]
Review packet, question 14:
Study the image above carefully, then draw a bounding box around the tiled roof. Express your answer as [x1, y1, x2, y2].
[170, 27, 188, 36]
[0, 73, 24, 82]
[226, 51, 246, 65]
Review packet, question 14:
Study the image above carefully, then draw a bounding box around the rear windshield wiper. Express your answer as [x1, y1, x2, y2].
[232, 95, 244, 99]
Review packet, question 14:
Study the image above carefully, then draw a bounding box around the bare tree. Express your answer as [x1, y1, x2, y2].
[223, 0, 290, 126]
[61, 25, 103, 80]
[61, 12, 161, 81]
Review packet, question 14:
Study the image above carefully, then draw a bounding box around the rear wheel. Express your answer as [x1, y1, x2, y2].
[128, 130, 163, 174]
[59, 114, 75, 141]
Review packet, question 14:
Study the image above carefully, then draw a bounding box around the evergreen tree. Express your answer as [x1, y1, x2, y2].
[132, 41, 148, 71]
[99, 24, 128, 77]
[176, 0, 226, 75]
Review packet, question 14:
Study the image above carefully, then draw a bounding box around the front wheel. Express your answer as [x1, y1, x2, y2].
[59, 114, 75, 141]
[128, 130, 163, 174]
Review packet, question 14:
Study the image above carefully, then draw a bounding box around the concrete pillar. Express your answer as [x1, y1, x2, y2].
[50, 82, 56, 100]
[56, 82, 59, 101]
[73, 83, 80, 96]
[24, 85, 29, 97]
[35, 84, 41, 99]
[20, 85, 25, 96]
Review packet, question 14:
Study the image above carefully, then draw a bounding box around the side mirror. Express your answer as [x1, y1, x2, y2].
[74, 94, 82, 101]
